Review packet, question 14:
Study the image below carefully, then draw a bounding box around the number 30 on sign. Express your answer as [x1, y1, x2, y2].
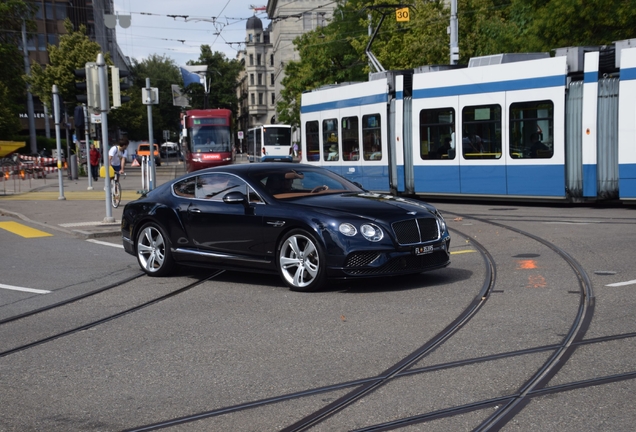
[396, 7, 409, 22]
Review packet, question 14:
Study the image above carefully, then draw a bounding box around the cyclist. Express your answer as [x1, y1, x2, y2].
[108, 139, 128, 180]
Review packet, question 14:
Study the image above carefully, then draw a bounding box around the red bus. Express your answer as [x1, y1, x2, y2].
[181, 109, 234, 172]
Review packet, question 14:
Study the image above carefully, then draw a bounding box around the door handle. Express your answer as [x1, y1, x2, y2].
[189, 207, 202, 213]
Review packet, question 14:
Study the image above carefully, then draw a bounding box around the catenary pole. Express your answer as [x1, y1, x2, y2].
[146, 78, 155, 190]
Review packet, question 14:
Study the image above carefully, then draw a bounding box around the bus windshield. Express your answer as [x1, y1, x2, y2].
[190, 126, 232, 153]
[264, 127, 291, 147]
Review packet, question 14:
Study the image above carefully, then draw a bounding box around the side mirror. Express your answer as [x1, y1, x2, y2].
[223, 191, 247, 204]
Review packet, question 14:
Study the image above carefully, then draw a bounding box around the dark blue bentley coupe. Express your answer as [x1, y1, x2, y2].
[122, 163, 450, 292]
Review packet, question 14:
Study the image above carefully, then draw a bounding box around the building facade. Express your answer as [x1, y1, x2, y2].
[265, 0, 335, 111]
[20, 0, 129, 134]
[236, 16, 277, 142]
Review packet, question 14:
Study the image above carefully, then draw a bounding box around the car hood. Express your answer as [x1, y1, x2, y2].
[290, 192, 438, 220]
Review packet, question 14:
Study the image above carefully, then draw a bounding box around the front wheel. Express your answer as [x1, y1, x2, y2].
[136, 223, 175, 277]
[111, 180, 121, 208]
[277, 229, 326, 292]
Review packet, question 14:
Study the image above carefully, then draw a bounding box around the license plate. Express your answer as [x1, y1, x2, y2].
[414, 245, 433, 255]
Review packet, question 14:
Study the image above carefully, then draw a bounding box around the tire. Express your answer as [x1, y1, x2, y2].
[136, 223, 175, 277]
[111, 180, 121, 208]
[277, 229, 326, 292]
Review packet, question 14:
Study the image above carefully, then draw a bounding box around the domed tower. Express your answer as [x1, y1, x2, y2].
[239, 14, 275, 130]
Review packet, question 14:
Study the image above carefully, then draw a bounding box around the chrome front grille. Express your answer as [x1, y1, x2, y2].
[392, 218, 440, 245]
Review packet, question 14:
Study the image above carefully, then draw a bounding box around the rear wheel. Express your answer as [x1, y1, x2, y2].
[136, 223, 175, 276]
[277, 229, 326, 292]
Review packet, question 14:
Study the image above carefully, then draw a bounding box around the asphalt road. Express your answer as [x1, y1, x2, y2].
[0, 201, 635, 431]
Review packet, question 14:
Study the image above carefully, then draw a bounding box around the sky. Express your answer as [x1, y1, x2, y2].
[112, 0, 271, 67]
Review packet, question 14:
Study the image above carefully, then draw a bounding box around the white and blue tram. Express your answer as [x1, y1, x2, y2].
[300, 39, 636, 202]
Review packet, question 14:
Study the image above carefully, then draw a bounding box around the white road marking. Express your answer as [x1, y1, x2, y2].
[0, 283, 51, 294]
[605, 279, 636, 287]
[86, 239, 124, 249]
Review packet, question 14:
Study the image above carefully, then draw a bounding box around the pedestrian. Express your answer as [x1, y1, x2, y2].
[89, 143, 100, 181]
[293, 142, 298, 158]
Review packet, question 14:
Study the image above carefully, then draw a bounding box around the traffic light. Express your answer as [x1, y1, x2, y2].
[74, 62, 99, 112]
[111, 66, 132, 107]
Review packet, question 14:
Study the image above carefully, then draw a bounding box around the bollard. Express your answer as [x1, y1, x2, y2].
[70, 154, 78, 180]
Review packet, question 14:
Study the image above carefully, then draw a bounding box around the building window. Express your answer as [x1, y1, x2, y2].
[250, 74, 254, 85]
[55, 3, 67, 20]
[270, 54, 274, 66]
[270, 73, 274, 86]
[271, 93, 275, 105]
[45, 2, 54, 20]
[37, 34, 46, 51]
[303, 12, 312, 30]
[317, 12, 326, 28]
[47, 34, 58, 46]
[249, 33, 253, 43]
[258, 74, 262, 85]
[256, 33, 260, 43]
[35, 4, 44, 19]
[257, 54, 261, 65]
[259, 93, 263, 105]
[249, 54, 253, 65]
[251, 93, 255, 105]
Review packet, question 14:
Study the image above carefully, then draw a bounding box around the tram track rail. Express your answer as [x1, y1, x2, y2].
[124, 214, 628, 432]
[0, 270, 224, 359]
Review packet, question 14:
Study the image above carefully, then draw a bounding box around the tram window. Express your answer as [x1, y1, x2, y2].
[362, 114, 382, 160]
[323, 118, 339, 161]
[509, 101, 554, 159]
[462, 105, 502, 159]
[305, 121, 320, 161]
[342, 116, 360, 161]
[419, 108, 456, 160]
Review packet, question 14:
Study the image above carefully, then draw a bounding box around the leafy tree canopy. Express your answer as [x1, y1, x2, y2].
[25, 19, 107, 113]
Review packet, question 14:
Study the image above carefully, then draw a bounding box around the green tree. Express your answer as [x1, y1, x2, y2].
[25, 19, 105, 113]
[0, 0, 36, 139]
[109, 54, 183, 141]
[185, 46, 242, 114]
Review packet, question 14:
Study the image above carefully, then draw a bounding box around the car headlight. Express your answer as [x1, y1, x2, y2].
[339, 223, 357, 236]
[435, 211, 447, 233]
[360, 223, 383, 242]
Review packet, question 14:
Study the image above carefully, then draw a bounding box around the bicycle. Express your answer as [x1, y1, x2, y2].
[111, 172, 126, 208]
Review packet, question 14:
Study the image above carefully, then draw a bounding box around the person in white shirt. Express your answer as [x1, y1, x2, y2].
[108, 140, 128, 179]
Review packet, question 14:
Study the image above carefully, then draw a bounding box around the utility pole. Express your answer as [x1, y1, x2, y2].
[450, 0, 459, 65]
[145, 78, 156, 190]
[97, 53, 115, 223]
[52, 85, 65, 200]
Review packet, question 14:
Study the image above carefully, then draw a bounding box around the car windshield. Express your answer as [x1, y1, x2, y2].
[253, 168, 363, 198]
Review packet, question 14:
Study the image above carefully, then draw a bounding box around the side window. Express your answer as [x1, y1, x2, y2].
[173, 176, 197, 198]
[462, 105, 502, 159]
[195, 174, 245, 201]
[342, 116, 359, 161]
[362, 114, 382, 160]
[509, 100, 554, 159]
[323, 118, 339, 161]
[305, 121, 319, 161]
[420, 108, 456, 160]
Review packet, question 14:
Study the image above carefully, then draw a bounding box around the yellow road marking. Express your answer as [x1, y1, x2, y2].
[0, 221, 53, 238]
[451, 249, 476, 255]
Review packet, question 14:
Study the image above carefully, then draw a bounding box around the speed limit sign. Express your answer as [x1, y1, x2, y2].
[396, 7, 410, 22]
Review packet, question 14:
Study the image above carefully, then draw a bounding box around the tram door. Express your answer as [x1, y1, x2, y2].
[458, 94, 508, 195]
